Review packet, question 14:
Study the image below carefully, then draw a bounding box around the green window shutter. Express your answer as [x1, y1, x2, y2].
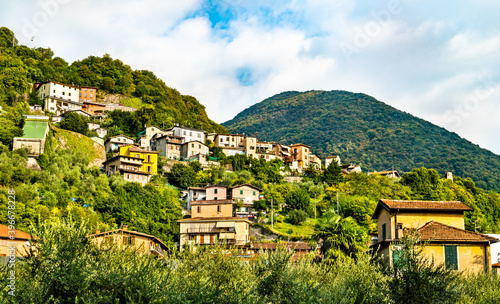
[393, 249, 402, 267]
[240, 190, 243, 195]
[382, 223, 386, 241]
[444, 245, 458, 270]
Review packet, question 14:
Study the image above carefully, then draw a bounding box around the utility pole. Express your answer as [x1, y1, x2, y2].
[314, 193, 317, 219]
[271, 199, 274, 229]
[336, 192, 339, 214]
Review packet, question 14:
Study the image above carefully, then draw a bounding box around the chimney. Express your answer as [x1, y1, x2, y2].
[122, 225, 128, 231]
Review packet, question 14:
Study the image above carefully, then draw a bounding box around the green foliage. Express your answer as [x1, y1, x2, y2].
[323, 162, 343, 185]
[288, 209, 308, 225]
[223, 90, 500, 192]
[388, 232, 462, 304]
[313, 211, 368, 261]
[58, 112, 89, 135]
[168, 163, 197, 189]
[286, 188, 311, 214]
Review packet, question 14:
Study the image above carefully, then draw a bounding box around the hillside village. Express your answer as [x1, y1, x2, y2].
[5, 79, 500, 276]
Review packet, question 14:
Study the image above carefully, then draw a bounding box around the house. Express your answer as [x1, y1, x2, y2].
[371, 199, 498, 273]
[79, 86, 98, 104]
[12, 115, 49, 157]
[104, 135, 135, 154]
[309, 154, 322, 169]
[95, 128, 108, 139]
[136, 125, 169, 150]
[103, 144, 158, 186]
[340, 164, 362, 174]
[35, 81, 83, 115]
[117, 145, 158, 174]
[290, 143, 311, 169]
[62, 109, 91, 119]
[82, 101, 106, 115]
[213, 133, 245, 148]
[151, 133, 183, 159]
[184, 187, 207, 210]
[229, 184, 263, 218]
[242, 136, 257, 158]
[325, 156, 341, 168]
[178, 199, 251, 250]
[87, 226, 168, 258]
[170, 125, 205, 143]
[88, 122, 100, 131]
[181, 140, 209, 160]
[486, 234, 500, 265]
[0, 224, 32, 261]
[368, 170, 400, 178]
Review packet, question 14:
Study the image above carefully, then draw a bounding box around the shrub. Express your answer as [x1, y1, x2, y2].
[288, 209, 308, 225]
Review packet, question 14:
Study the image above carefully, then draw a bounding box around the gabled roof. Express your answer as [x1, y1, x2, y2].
[251, 242, 312, 251]
[205, 184, 227, 189]
[104, 134, 135, 143]
[230, 183, 263, 192]
[417, 221, 498, 243]
[372, 199, 473, 219]
[178, 217, 251, 222]
[182, 140, 208, 147]
[290, 143, 312, 148]
[86, 228, 169, 249]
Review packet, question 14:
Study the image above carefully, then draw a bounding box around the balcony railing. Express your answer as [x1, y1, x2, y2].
[186, 228, 217, 233]
[150, 243, 165, 257]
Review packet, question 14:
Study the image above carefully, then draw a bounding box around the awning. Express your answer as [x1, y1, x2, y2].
[216, 222, 235, 228]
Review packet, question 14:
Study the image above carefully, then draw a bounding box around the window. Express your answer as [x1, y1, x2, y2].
[191, 144, 194, 148]
[214, 189, 218, 194]
[240, 190, 243, 195]
[444, 245, 458, 270]
[199, 145, 201, 149]
[69, 93, 71, 96]
[382, 223, 386, 241]
[197, 206, 201, 213]
[189, 132, 192, 136]
[392, 249, 402, 267]
[147, 166, 151, 172]
[90, 94, 93, 98]
[62, 92, 65, 95]
[197, 133, 201, 138]
[147, 155, 151, 162]
[183, 131, 186, 135]
[217, 205, 221, 213]
[253, 191, 256, 196]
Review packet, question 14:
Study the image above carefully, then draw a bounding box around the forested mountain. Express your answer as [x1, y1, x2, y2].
[0, 26, 226, 135]
[223, 90, 500, 191]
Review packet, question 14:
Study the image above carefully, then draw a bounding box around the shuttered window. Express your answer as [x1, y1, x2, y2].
[444, 245, 458, 270]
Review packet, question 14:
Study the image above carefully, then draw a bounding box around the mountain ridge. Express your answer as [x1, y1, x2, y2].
[223, 90, 500, 191]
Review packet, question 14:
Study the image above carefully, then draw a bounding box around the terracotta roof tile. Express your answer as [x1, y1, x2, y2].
[417, 221, 498, 243]
[0, 224, 31, 240]
[191, 199, 233, 205]
[380, 199, 473, 211]
[230, 183, 263, 191]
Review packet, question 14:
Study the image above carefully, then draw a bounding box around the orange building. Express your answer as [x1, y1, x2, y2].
[79, 86, 98, 103]
[82, 101, 106, 115]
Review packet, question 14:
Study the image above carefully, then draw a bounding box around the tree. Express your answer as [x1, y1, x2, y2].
[313, 211, 368, 260]
[286, 188, 311, 213]
[59, 112, 88, 135]
[323, 163, 343, 186]
[168, 163, 196, 189]
[288, 209, 308, 225]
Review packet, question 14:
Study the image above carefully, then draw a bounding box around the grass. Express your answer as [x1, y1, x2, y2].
[54, 127, 102, 161]
[264, 218, 318, 239]
[120, 97, 143, 109]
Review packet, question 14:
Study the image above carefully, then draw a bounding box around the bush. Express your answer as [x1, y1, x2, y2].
[288, 209, 308, 225]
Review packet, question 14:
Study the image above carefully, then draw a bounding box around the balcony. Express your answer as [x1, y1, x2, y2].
[186, 227, 217, 233]
[219, 232, 236, 239]
[150, 243, 165, 257]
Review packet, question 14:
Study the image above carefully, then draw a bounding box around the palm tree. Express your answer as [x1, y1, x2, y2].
[313, 210, 368, 261]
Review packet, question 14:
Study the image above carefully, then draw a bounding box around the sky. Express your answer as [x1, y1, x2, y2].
[2, 0, 500, 154]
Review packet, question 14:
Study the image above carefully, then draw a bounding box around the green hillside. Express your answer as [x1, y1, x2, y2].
[0, 26, 226, 135]
[223, 90, 500, 191]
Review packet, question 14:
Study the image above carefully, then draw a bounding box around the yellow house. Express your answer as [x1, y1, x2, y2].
[372, 199, 498, 273]
[87, 226, 169, 258]
[118, 145, 158, 174]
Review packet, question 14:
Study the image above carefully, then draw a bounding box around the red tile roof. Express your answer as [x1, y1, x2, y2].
[191, 199, 233, 205]
[86, 228, 169, 249]
[230, 183, 263, 191]
[178, 217, 251, 222]
[373, 199, 473, 219]
[417, 221, 498, 243]
[251, 242, 312, 251]
[0, 224, 32, 240]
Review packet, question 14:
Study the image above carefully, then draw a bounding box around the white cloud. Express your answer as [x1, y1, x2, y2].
[1, 0, 500, 155]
